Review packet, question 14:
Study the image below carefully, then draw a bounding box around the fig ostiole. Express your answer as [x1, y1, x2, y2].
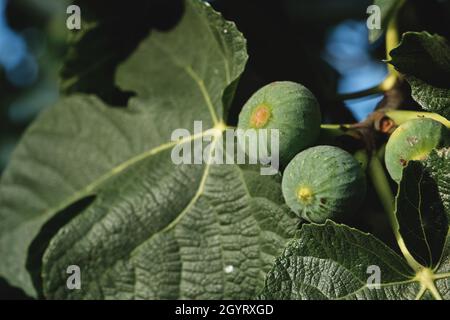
[237, 81, 321, 166]
[385, 118, 450, 182]
[282, 145, 367, 224]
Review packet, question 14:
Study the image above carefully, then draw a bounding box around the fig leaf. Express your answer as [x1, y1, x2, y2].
[389, 32, 450, 119]
[395, 161, 448, 267]
[260, 221, 450, 300]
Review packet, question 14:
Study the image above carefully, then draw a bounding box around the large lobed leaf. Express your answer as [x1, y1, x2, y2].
[389, 32, 450, 119]
[42, 161, 299, 299]
[0, 0, 298, 298]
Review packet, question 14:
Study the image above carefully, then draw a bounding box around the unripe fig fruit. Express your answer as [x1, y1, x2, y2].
[282, 145, 366, 223]
[238, 81, 321, 165]
[385, 118, 450, 182]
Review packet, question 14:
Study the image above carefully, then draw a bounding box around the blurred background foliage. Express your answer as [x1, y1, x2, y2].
[0, 0, 69, 173]
[0, 0, 449, 299]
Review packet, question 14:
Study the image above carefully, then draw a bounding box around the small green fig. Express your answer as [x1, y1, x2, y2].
[282, 145, 366, 223]
[238, 81, 321, 165]
[385, 118, 450, 182]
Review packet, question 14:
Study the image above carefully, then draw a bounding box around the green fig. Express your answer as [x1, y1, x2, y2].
[385, 118, 450, 182]
[238, 81, 321, 166]
[282, 145, 366, 223]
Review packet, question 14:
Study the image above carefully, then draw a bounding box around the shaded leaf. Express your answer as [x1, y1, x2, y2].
[61, 0, 185, 105]
[389, 32, 450, 118]
[395, 161, 448, 267]
[424, 148, 450, 218]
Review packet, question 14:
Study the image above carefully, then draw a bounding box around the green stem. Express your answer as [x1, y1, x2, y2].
[318, 124, 353, 141]
[385, 2, 403, 74]
[386, 110, 450, 128]
[336, 85, 384, 101]
[320, 124, 352, 130]
[368, 154, 394, 223]
[335, 73, 398, 101]
[384, 0, 407, 84]
[368, 153, 422, 272]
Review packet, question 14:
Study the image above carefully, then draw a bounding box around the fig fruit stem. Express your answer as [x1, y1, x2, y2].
[335, 73, 398, 101]
[318, 124, 356, 144]
[385, 110, 450, 128]
[320, 124, 352, 132]
[368, 150, 422, 272]
[384, 1, 404, 84]
[336, 84, 386, 101]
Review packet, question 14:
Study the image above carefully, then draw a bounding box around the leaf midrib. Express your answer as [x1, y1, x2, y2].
[129, 136, 220, 257]
[416, 170, 434, 265]
[15, 127, 222, 237]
